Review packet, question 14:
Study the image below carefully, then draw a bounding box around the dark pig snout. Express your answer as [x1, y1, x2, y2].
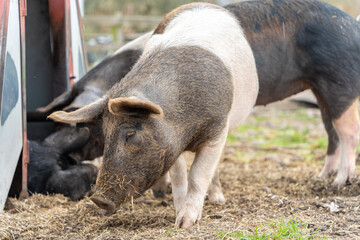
[90, 194, 116, 214]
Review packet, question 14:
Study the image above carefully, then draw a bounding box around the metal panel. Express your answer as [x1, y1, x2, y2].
[26, 0, 58, 140]
[25, 0, 56, 112]
[70, 0, 87, 84]
[0, 0, 23, 211]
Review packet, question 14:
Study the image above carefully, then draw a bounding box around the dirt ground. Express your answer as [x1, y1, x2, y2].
[1, 100, 360, 239]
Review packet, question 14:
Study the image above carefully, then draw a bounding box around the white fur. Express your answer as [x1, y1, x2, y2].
[144, 6, 258, 130]
[317, 147, 341, 178]
[113, 31, 153, 56]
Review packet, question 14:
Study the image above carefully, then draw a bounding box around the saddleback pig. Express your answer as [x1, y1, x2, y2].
[221, 0, 360, 188]
[49, 2, 258, 228]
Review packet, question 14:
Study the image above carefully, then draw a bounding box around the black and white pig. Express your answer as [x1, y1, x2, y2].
[49, 3, 258, 228]
[224, 0, 360, 187]
[28, 127, 98, 200]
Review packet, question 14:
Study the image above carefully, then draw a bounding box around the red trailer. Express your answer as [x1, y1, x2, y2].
[0, 0, 87, 211]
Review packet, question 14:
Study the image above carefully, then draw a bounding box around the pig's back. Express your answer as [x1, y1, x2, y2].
[225, 0, 360, 105]
[145, 3, 259, 131]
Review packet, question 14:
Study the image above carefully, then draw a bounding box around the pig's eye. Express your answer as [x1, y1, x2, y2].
[125, 131, 136, 142]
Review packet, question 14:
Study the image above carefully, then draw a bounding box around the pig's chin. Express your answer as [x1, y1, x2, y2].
[92, 179, 148, 208]
[92, 167, 165, 212]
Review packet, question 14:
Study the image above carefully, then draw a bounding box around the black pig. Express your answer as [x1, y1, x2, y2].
[28, 127, 98, 200]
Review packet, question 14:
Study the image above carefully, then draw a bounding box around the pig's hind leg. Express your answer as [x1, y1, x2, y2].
[332, 99, 360, 187]
[313, 90, 341, 178]
[312, 83, 359, 187]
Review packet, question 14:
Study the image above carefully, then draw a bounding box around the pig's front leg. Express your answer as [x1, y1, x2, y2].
[175, 127, 228, 228]
[170, 154, 188, 214]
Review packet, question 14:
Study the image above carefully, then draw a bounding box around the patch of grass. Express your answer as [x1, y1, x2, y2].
[258, 128, 310, 148]
[310, 137, 327, 150]
[216, 216, 326, 240]
[235, 124, 263, 134]
[164, 226, 175, 237]
[277, 110, 317, 122]
[227, 132, 241, 143]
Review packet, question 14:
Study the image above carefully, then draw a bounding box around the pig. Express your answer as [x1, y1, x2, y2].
[28, 126, 90, 193]
[28, 126, 98, 200]
[45, 163, 98, 201]
[223, 0, 360, 188]
[48, 2, 258, 228]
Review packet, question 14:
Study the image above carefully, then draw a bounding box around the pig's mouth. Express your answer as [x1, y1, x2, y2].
[90, 169, 164, 213]
[90, 194, 116, 215]
[90, 180, 141, 215]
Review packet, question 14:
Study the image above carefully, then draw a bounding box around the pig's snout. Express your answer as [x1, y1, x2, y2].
[90, 195, 116, 214]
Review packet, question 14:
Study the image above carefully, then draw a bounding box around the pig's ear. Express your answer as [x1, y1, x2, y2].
[108, 97, 164, 117]
[48, 98, 107, 124]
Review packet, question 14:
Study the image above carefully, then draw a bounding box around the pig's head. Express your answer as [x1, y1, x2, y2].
[48, 94, 180, 213]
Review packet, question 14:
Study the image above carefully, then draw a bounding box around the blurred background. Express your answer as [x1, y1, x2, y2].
[81, 0, 360, 66]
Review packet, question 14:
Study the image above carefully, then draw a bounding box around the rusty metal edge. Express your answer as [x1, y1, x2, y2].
[19, 0, 29, 200]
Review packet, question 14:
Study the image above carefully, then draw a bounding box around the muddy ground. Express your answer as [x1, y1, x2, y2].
[1, 99, 360, 239]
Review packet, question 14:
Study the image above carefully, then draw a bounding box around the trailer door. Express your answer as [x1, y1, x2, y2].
[0, 0, 23, 211]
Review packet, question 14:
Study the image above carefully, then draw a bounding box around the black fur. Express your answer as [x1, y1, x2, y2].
[27, 127, 98, 200]
[225, 0, 360, 154]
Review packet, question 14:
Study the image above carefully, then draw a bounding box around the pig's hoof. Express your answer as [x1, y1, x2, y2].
[208, 192, 226, 204]
[331, 177, 347, 189]
[152, 189, 166, 198]
[331, 169, 354, 188]
[175, 216, 197, 229]
[317, 171, 330, 179]
[175, 206, 201, 229]
[317, 168, 336, 179]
